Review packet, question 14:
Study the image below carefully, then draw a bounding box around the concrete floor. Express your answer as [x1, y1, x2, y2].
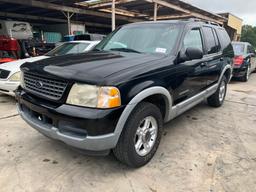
[0, 74, 256, 192]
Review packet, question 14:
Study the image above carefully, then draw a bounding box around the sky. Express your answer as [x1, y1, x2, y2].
[183, 0, 255, 26]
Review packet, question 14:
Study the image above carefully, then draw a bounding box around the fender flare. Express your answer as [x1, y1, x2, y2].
[219, 64, 232, 83]
[112, 86, 172, 146]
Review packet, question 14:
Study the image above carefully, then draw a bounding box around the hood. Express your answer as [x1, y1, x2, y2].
[21, 51, 168, 85]
[0, 56, 49, 73]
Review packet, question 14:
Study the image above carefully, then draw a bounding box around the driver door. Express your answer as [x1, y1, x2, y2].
[173, 27, 208, 104]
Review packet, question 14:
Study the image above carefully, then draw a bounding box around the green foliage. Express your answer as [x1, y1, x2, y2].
[241, 25, 256, 48]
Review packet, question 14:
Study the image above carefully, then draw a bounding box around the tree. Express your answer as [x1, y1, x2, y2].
[241, 25, 256, 48]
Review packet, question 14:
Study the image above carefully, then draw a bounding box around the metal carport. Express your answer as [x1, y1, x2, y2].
[0, 0, 226, 34]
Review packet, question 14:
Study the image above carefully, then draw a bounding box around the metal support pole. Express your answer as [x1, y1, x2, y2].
[67, 12, 71, 35]
[154, 2, 158, 21]
[62, 11, 74, 35]
[112, 0, 116, 31]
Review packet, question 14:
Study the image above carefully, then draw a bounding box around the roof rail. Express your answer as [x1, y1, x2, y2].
[187, 18, 221, 26]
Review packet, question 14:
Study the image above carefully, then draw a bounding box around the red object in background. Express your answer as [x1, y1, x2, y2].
[0, 35, 20, 51]
[0, 36, 20, 64]
[233, 55, 244, 66]
[0, 58, 16, 64]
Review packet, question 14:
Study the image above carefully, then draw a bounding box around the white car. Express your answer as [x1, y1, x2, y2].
[0, 40, 99, 96]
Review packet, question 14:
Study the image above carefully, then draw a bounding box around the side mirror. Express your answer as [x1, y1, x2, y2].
[179, 47, 203, 62]
[185, 47, 203, 60]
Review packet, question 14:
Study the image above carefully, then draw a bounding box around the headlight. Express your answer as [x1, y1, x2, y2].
[66, 83, 121, 109]
[9, 71, 21, 82]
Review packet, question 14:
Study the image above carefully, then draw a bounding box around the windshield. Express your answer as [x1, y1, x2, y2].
[46, 42, 90, 56]
[232, 43, 245, 56]
[95, 24, 181, 55]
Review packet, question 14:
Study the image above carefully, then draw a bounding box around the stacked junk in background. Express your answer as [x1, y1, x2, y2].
[0, 20, 54, 64]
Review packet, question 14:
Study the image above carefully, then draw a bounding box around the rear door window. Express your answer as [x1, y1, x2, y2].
[212, 29, 221, 52]
[203, 27, 220, 54]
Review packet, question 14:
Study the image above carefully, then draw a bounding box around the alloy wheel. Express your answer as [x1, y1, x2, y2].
[134, 116, 158, 156]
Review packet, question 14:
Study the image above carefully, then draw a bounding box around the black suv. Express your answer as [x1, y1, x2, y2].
[16, 20, 234, 167]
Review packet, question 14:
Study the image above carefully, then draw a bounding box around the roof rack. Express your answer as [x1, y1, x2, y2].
[187, 18, 221, 26]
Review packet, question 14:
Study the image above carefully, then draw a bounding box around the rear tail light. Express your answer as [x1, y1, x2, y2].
[233, 55, 244, 66]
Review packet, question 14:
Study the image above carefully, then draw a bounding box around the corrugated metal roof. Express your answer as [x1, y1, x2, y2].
[0, 0, 226, 33]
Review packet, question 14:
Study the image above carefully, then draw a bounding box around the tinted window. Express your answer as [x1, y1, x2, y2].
[203, 27, 219, 54]
[0, 23, 2, 29]
[232, 43, 245, 55]
[212, 29, 221, 51]
[217, 29, 231, 48]
[183, 29, 203, 51]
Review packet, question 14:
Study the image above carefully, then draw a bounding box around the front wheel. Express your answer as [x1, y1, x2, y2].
[113, 102, 163, 168]
[207, 76, 227, 108]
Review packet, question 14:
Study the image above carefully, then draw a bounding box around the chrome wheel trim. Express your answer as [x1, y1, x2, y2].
[134, 116, 158, 157]
[246, 66, 250, 80]
[219, 80, 226, 102]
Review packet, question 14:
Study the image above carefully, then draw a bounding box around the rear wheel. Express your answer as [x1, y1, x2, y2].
[113, 102, 163, 168]
[241, 65, 250, 82]
[207, 76, 227, 107]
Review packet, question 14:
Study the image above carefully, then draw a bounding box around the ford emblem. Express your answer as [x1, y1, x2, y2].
[35, 81, 43, 89]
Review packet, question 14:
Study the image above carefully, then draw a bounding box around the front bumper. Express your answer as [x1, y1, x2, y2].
[0, 80, 19, 96]
[16, 89, 125, 152]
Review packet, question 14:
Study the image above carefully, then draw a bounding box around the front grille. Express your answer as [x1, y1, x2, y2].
[23, 72, 68, 100]
[0, 69, 10, 79]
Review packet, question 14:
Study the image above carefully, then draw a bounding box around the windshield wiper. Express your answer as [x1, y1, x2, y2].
[110, 48, 141, 54]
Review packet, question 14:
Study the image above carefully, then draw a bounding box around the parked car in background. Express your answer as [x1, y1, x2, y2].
[0, 40, 99, 96]
[16, 20, 233, 167]
[232, 42, 256, 81]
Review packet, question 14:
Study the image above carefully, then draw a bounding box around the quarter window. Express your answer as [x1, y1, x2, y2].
[217, 29, 231, 48]
[183, 29, 203, 52]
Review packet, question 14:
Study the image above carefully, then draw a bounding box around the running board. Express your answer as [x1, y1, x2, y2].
[167, 84, 218, 121]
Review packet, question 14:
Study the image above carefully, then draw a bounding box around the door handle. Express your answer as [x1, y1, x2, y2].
[220, 57, 224, 61]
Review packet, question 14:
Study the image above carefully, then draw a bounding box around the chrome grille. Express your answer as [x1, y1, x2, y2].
[23, 72, 67, 100]
[0, 69, 10, 79]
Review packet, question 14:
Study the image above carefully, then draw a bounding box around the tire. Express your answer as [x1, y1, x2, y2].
[241, 65, 250, 82]
[113, 102, 163, 168]
[207, 76, 227, 108]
